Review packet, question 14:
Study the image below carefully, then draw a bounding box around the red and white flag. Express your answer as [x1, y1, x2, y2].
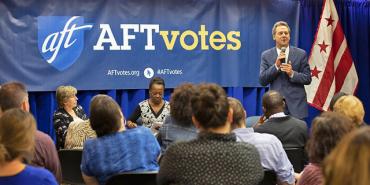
[305, 0, 358, 111]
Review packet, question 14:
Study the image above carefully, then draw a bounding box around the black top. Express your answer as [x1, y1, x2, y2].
[53, 105, 88, 149]
[157, 131, 264, 185]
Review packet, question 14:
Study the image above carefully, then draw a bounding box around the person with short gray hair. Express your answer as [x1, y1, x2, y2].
[259, 21, 311, 119]
[53, 85, 88, 149]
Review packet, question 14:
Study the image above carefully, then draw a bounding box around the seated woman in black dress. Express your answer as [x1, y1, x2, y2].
[53, 85, 87, 149]
[127, 77, 170, 130]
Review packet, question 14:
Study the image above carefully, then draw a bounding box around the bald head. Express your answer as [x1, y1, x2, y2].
[262, 90, 285, 116]
[0, 82, 29, 112]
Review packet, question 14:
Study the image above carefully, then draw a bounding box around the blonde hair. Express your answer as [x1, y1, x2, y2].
[56, 85, 77, 108]
[0, 109, 36, 164]
[323, 127, 370, 185]
[333, 95, 365, 127]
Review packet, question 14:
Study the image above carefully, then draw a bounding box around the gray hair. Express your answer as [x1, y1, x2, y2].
[272, 21, 291, 38]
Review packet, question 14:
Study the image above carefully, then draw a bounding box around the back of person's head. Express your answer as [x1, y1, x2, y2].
[262, 90, 285, 115]
[0, 82, 28, 111]
[170, 83, 195, 126]
[191, 83, 229, 129]
[328, 92, 347, 111]
[307, 112, 354, 164]
[89, 95, 123, 137]
[333, 95, 365, 127]
[56, 85, 77, 108]
[323, 127, 370, 185]
[149, 77, 165, 90]
[227, 97, 246, 129]
[0, 109, 36, 164]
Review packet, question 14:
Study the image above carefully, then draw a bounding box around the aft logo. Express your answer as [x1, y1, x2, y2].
[38, 16, 92, 71]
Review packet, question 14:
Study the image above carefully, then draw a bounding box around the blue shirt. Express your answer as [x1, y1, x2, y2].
[158, 116, 197, 153]
[81, 126, 160, 185]
[233, 128, 295, 184]
[0, 165, 58, 185]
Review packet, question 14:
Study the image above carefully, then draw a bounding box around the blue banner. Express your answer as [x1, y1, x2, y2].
[0, 0, 300, 91]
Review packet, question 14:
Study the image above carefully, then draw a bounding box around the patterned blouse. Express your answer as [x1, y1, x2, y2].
[64, 120, 96, 149]
[128, 99, 170, 128]
[53, 105, 88, 149]
[157, 132, 264, 185]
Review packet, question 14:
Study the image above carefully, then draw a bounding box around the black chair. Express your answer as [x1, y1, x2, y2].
[284, 147, 308, 173]
[105, 171, 158, 185]
[58, 149, 84, 185]
[258, 170, 277, 185]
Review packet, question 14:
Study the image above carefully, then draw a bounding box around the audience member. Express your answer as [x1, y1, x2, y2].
[323, 127, 370, 185]
[64, 119, 96, 149]
[81, 95, 160, 185]
[158, 83, 197, 153]
[333, 95, 366, 127]
[297, 112, 354, 185]
[158, 83, 263, 185]
[254, 90, 308, 149]
[0, 82, 62, 183]
[327, 92, 347, 111]
[127, 77, 170, 129]
[53, 85, 88, 149]
[228, 97, 295, 185]
[0, 109, 58, 185]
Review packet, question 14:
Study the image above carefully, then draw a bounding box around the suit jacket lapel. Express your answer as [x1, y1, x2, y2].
[288, 46, 295, 64]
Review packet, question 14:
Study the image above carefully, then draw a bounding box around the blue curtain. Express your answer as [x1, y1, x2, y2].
[29, 0, 370, 141]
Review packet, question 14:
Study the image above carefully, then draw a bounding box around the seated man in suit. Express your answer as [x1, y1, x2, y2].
[254, 90, 308, 149]
[229, 97, 295, 185]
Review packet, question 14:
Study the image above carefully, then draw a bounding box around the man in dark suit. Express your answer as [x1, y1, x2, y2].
[259, 21, 311, 119]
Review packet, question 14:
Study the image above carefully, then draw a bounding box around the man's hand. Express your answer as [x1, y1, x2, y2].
[280, 62, 293, 77]
[254, 115, 267, 128]
[127, 120, 137, 128]
[275, 52, 286, 68]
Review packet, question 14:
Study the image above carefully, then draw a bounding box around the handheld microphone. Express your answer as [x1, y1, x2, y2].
[280, 47, 286, 64]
